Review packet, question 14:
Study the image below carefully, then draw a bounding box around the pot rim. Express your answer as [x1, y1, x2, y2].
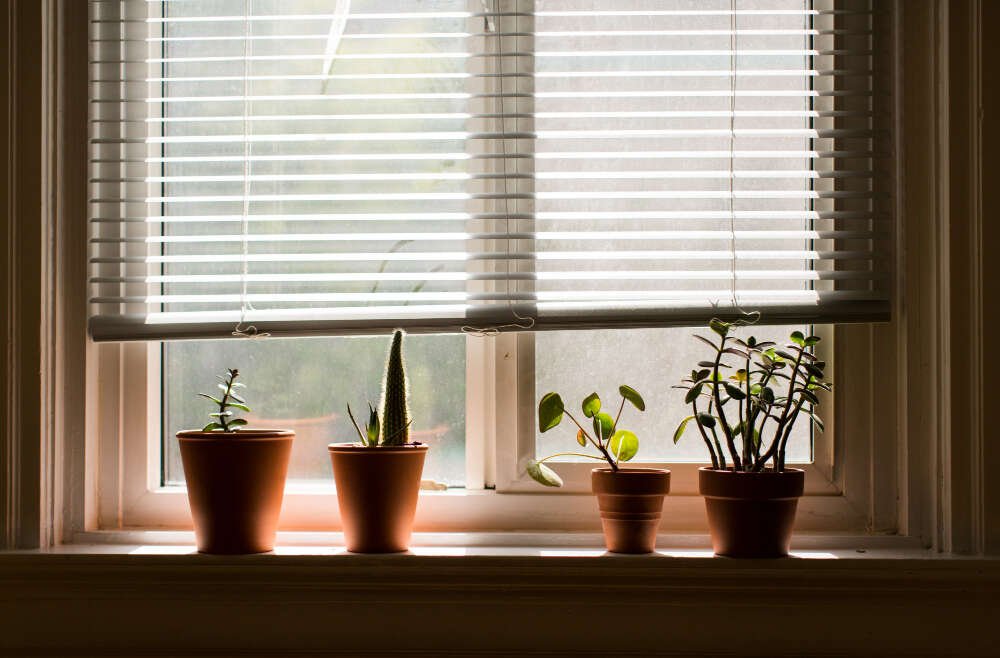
[697, 466, 805, 477]
[328, 442, 428, 453]
[591, 467, 670, 495]
[177, 429, 294, 441]
[698, 465, 805, 500]
[591, 467, 671, 476]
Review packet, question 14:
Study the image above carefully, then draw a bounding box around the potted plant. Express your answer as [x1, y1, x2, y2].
[673, 319, 831, 557]
[526, 385, 670, 554]
[176, 368, 294, 554]
[328, 329, 428, 553]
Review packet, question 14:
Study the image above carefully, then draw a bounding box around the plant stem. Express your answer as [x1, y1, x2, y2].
[692, 400, 720, 469]
[776, 397, 806, 471]
[611, 397, 625, 434]
[711, 338, 742, 471]
[218, 371, 235, 432]
[562, 410, 618, 471]
[709, 425, 727, 470]
[769, 349, 805, 471]
[538, 452, 609, 463]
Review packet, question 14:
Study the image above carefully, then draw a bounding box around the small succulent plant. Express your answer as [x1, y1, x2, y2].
[672, 319, 831, 472]
[526, 385, 646, 487]
[199, 368, 250, 432]
[347, 329, 413, 447]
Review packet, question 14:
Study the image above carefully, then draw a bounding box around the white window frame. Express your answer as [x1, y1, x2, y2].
[86, 0, 885, 538]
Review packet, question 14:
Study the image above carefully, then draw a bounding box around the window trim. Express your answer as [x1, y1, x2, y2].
[92, 0, 873, 536]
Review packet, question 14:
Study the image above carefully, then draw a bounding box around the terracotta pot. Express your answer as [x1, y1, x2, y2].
[328, 443, 428, 553]
[591, 468, 671, 554]
[698, 467, 805, 558]
[177, 429, 294, 554]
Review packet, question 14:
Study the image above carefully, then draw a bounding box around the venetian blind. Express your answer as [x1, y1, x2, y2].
[88, 0, 890, 341]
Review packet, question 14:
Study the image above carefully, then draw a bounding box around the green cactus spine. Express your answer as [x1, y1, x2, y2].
[380, 329, 410, 446]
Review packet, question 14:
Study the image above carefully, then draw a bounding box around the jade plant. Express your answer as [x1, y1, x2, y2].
[526, 385, 646, 487]
[672, 319, 831, 472]
[347, 329, 413, 447]
[199, 368, 250, 432]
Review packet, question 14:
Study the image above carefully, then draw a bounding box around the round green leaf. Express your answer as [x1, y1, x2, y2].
[593, 412, 614, 442]
[610, 429, 639, 462]
[673, 415, 695, 444]
[581, 392, 601, 418]
[538, 392, 564, 433]
[618, 385, 645, 411]
[526, 460, 563, 487]
[790, 330, 806, 346]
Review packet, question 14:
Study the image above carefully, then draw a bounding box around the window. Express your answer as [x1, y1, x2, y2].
[89, 0, 886, 532]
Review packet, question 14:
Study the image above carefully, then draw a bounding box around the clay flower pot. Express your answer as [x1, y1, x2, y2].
[328, 443, 428, 553]
[177, 429, 294, 554]
[698, 466, 805, 558]
[591, 468, 671, 554]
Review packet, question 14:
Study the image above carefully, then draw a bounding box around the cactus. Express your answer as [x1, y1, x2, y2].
[380, 329, 410, 446]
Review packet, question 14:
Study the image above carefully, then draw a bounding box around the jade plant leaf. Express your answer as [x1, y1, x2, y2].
[697, 413, 717, 429]
[806, 411, 825, 432]
[609, 430, 639, 462]
[201, 422, 223, 432]
[538, 392, 565, 432]
[684, 383, 704, 404]
[198, 393, 223, 405]
[618, 385, 645, 411]
[693, 334, 718, 350]
[709, 318, 731, 337]
[723, 383, 746, 400]
[673, 415, 696, 444]
[576, 429, 587, 447]
[581, 392, 601, 418]
[526, 459, 563, 487]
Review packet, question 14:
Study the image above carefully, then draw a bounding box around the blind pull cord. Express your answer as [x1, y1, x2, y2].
[233, 0, 268, 338]
[463, 0, 535, 337]
[728, 0, 760, 325]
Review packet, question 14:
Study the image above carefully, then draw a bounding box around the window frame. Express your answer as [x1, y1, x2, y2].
[87, 0, 881, 537]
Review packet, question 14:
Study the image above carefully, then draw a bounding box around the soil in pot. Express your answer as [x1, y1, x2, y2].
[698, 466, 805, 558]
[591, 468, 671, 554]
[328, 443, 428, 553]
[177, 429, 294, 554]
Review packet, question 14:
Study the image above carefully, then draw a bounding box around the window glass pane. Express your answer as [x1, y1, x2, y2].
[535, 326, 814, 463]
[163, 335, 466, 486]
